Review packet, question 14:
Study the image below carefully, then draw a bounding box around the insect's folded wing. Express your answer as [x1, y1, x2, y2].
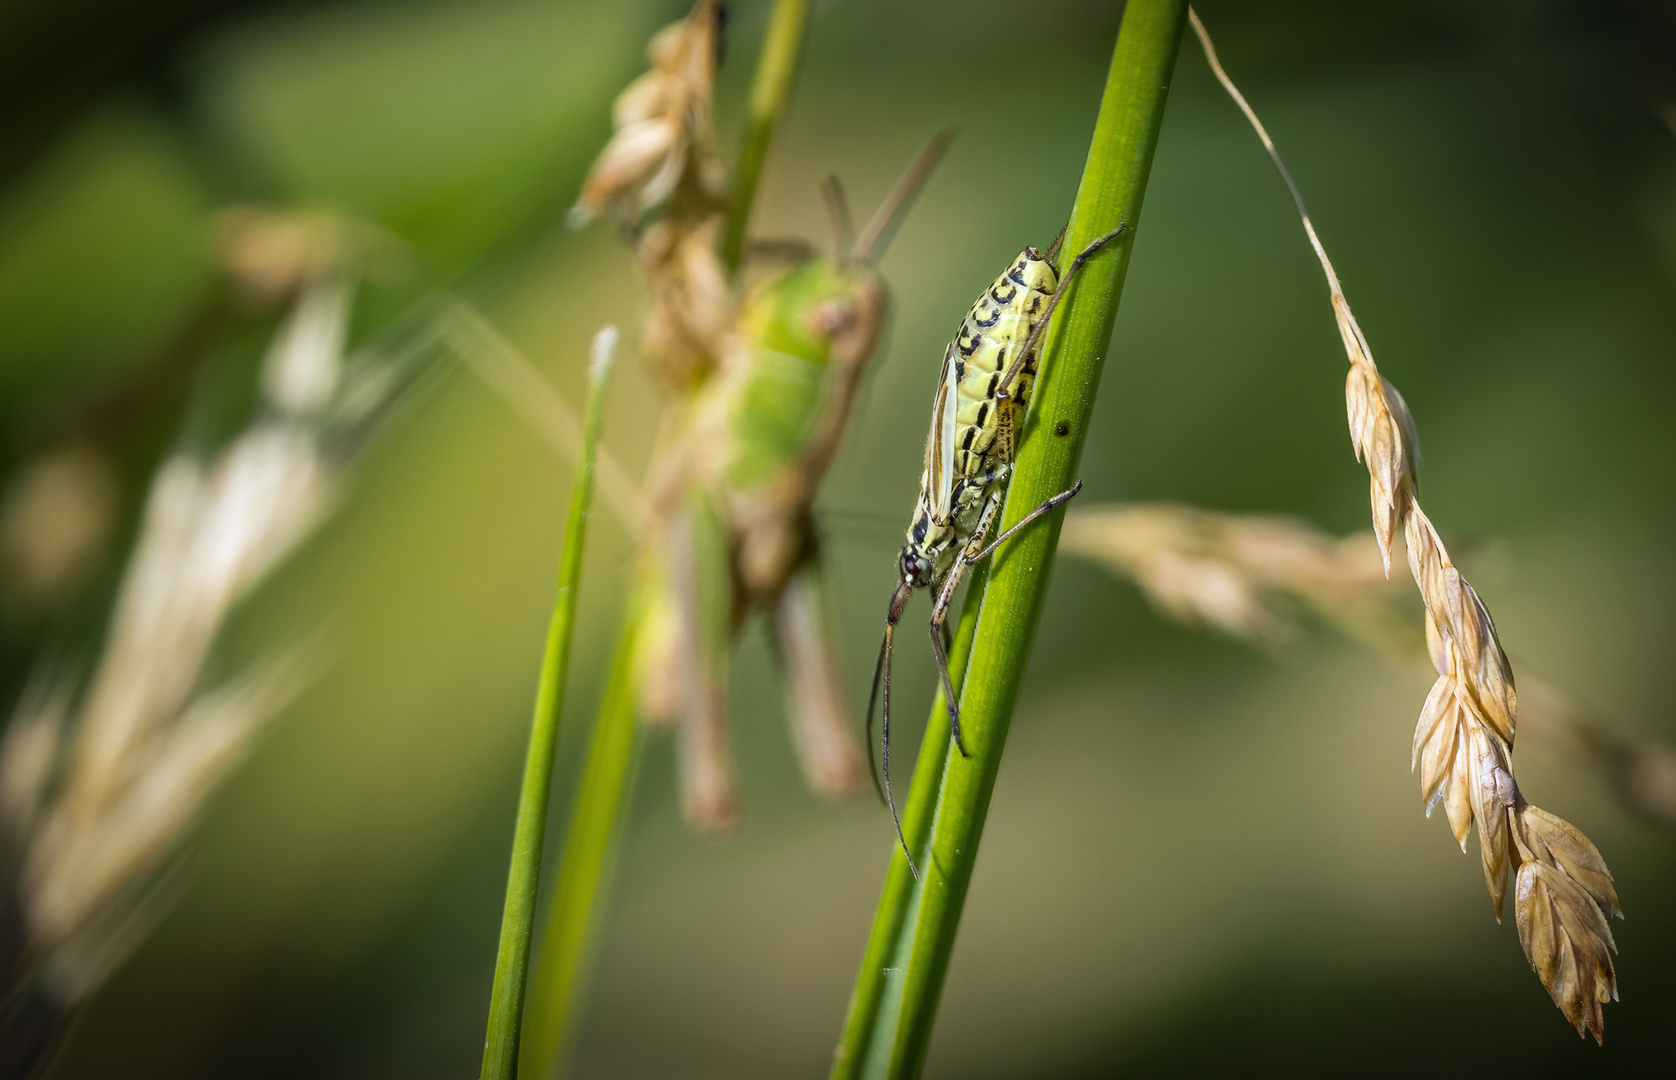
[927, 343, 959, 520]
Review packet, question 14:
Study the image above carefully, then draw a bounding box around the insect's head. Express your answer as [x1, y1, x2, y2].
[897, 543, 932, 590]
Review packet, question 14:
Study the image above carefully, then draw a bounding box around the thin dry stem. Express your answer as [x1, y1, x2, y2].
[440, 299, 646, 532]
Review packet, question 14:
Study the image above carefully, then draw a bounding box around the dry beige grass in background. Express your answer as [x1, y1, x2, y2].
[1061, 503, 1404, 647]
[0, 213, 359, 1049]
[1060, 503, 1676, 830]
[1188, 9, 1622, 1041]
[571, 0, 730, 393]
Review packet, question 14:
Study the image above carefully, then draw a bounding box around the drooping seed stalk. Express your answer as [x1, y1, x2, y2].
[829, 3, 1187, 1076]
[480, 326, 619, 1080]
[516, 7, 813, 1072]
[722, 0, 812, 272]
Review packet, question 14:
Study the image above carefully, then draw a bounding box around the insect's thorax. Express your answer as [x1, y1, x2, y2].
[899, 247, 1060, 588]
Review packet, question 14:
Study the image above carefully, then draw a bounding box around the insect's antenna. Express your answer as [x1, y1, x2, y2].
[880, 621, 920, 881]
[853, 127, 955, 266]
[995, 224, 1126, 402]
[864, 624, 890, 803]
[870, 580, 919, 878]
[821, 175, 855, 267]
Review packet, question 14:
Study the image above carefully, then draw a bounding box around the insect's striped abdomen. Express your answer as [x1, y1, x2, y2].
[948, 249, 1058, 476]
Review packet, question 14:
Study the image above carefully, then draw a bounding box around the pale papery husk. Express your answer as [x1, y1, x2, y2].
[1467, 721, 1516, 918]
[1514, 850, 1618, 1043]
[571, 0, 723, 227]
[1343, 355, 1417, 574]
[1403, 506, 1516, 744]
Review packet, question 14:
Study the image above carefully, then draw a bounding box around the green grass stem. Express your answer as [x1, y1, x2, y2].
[831, 564, 986, 1077]
[517, 595, 646, 1079]
[722, 0, 811, 272]
[829, 3, 1188, 1075]
[479, 327, 618, 1080]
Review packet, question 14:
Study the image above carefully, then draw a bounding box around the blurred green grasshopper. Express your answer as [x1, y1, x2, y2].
[640, 133, 952, 827]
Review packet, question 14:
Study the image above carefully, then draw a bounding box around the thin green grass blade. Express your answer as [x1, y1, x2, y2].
[831, 3, 1188, 1075]
[514, 5, 814, 1070]
[480, 329, 620, 1080]
[517, 593, 647, 1080]
[722, 0, 812, 272]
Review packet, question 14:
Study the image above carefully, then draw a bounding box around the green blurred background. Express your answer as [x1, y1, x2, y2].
[2, 0, 1674, 1074]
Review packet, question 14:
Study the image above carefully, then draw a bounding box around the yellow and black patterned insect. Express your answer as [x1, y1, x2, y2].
[867, 224, 1125, 873]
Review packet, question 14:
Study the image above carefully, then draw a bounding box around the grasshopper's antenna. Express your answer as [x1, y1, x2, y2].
[853, 127, 955, 266]
[821, 175, 854, 267]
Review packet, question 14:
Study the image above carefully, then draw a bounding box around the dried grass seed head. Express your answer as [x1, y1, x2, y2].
[1189, 5, 1621, 1039]
[638, 213, 733, 390]
[1511, 804, 1621, 1042]
[0, 446, 117, 607]
[1059, 503, 1402, 646]
[1, 271, 349, 1004]
[570, 0, 725, 229]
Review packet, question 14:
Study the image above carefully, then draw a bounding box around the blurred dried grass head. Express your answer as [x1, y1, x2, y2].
[0, 228, 359, 1046]
[572, 0, 730, 391]
[0, 448, 116, 611]
[1060, 502, 1404, 647]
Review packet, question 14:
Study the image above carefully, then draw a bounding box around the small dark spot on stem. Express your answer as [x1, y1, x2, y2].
[1054, 421, 1070, 437]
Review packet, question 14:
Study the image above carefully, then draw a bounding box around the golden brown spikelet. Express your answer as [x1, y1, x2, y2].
[1189, 6, 1623, 1038]
[571, 0, 731, 391]
[1343, 338, 1418, 573]
[1512, 804, 1620, 1042]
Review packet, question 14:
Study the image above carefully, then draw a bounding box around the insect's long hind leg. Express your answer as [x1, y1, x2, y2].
[965, 480, 1084, 566]
[928, 603, 969, 758]
[926, 488, 1007, 755]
